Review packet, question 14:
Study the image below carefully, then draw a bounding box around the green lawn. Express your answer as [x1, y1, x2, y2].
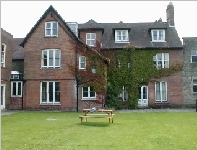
[1, 111, 197, 150]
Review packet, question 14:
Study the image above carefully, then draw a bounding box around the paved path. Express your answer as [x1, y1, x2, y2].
[1, 108, 196, 116]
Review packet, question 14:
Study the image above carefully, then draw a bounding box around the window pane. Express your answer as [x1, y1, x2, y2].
[192, 56, 197, 62]
[90, 91, 95, 97]
[49, 82, 53, 102]
[156, 82, 161, 100]
[193, 85, 197, 92]
[53, 22, 57, 29]
[46, 29, 51, 35]
[42, 82, 47, 102]
[164, 53, 169, 60]
[55, 50, 60, 58]
[80, 57, 85, 62]
[191, 50, 197, 55]
[52, 29, 57, 35]
[49, 50, 53, 58]
[122, 31, 126, 35]
[91, 33, 96, 39]
[83, 87, 88, 97]
[164, 61, 169, 68]
[117, 31, 121, 35]
[55, 82, 60, 102]
[46, 23, 51, 28]
[153, 31, 157, 40]
[18, 82, 22, 95]
[55, 59, 60, 66]
[13, 82, 16, 95]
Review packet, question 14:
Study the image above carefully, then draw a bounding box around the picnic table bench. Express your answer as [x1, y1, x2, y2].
[79, 109, 115, 124]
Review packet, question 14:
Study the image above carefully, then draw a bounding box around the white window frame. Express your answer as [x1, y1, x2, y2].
[119, 86, 128, 101]
[45, 22, 58, 37]
[86, 33, 96, 47]
[192, 79, 197, 93]
[191, 50, 197, 63]
[155, 81, 167, 102]
[115, 30, 129, 43]
[40, 81, 60, 104]
[11, 81, 23, 97]
[82, 87, 96, 100]
[151, 29, 165, 42]
[1, 43, 6, 67]
[153, 53, 169, 69]
[79, 56, 86, 69]
[41, 49, 61, 68]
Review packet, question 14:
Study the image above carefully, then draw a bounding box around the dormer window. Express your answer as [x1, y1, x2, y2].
[45, 22, 58, 37]
[151, 29, 165, 42]
[86, 33, 96, 47]
[115, 30, 129, 43]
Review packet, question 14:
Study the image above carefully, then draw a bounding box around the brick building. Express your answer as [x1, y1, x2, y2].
[2, 2, 189, 110]
[1, 28, 13, 109]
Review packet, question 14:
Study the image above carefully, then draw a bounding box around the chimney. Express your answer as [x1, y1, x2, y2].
[166, 2, 174, 26]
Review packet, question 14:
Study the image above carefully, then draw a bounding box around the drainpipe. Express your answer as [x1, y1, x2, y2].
[22, 79, 27, 110]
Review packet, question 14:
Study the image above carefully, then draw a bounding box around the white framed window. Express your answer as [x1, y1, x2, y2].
[193, 79, 197, 93]
[127, 62, 131, 68]
[42, 49, 61, 68]
[118, 86, 128, 101]
[86, 33, 96, 46]
[45, 22, 58, 37]
[92, 60, 96, 73]
[151, 29, 165, 42]
[191, 50, 197, 63]
[153, 53, 169, 69]
[82, 87, 96, 100]
[1, 43, 6, 67]
[79, 56, 86, 69]
[115, 30, 129, 42]
[40, 81, 60, 104]
[155, 81, 167, 102]
[11, 81, 22, 97]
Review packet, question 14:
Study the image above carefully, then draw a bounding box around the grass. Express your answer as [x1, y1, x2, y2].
[1, 111, 197, 150]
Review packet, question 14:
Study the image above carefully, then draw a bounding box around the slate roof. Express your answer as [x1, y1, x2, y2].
[78, 20, 183, 49]
[13, 38, 24, 59]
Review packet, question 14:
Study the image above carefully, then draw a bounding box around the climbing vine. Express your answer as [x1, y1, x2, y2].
[102, 46, 183, 109]
[67, 43, 182, 109]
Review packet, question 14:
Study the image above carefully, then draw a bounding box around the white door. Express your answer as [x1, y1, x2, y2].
[138, 86, 148, 106]
[1, 85, 5, 109]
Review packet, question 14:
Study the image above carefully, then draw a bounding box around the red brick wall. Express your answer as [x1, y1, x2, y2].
[148, 49, 183, 108]
[1, 28, 13, 109]
[23, 11, 77, 110]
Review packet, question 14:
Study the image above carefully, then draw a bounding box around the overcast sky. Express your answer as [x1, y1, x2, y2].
[1, 1, 197, 39]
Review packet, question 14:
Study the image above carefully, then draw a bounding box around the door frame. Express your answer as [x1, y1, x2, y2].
[138, 85, 148, 106]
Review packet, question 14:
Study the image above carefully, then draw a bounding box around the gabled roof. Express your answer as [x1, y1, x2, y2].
[20, 5, 77, 47]
[79, 21, 183, 49]
[13, 38, 24, 59]
[19, 5, 109, 63]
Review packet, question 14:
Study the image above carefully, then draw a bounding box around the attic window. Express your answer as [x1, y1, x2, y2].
[45, 22, 58, 37]
[115, 30, 129, 43]
[151, 29, 165, 42]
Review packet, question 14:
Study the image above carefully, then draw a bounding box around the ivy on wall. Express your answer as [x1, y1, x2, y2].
[68, 44, 182, 109]
[102, 46, 183, 109]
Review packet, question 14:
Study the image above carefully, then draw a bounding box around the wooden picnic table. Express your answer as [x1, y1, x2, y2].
[79, 109, 115, 124]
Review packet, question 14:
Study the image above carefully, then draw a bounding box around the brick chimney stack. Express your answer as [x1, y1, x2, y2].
[166, 2, 174, 26]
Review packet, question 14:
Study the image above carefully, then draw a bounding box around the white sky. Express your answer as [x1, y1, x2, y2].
[1, 1, 197, 39]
